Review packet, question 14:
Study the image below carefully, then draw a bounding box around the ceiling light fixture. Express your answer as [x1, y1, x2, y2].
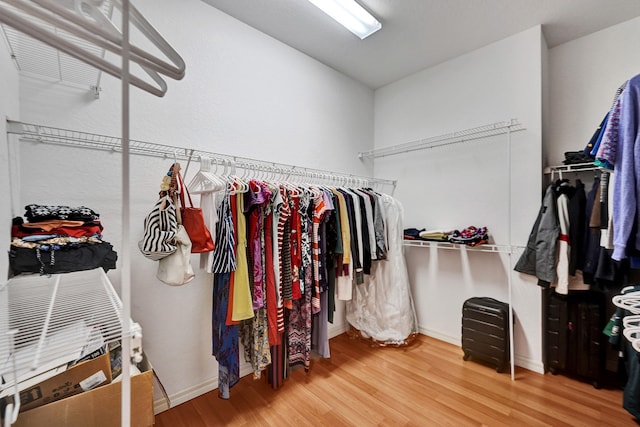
[307, 0, 381, 40]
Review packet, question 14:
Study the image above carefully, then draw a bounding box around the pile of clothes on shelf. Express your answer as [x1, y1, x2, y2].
[403, 225, 489, 247]
[9, 204, 117, 275]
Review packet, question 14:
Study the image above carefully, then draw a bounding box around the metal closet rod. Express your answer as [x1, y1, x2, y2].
[358, 119, 525, 159]
[6, 120, 397, 190]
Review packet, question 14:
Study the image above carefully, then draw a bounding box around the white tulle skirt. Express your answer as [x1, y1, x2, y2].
[346, 194, 418, 345]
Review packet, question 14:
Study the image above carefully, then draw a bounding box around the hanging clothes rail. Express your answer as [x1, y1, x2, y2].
[358, 119, 525, 159]
[6, 120, 398, 193]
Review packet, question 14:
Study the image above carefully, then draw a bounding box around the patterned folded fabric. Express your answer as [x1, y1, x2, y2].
[24, 204, 100, 222]
[403, 228, 425, 240]
[449, 226, 489, 245]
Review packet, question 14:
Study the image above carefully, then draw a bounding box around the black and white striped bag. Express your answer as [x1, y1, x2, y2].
[138, 195, 178, 260]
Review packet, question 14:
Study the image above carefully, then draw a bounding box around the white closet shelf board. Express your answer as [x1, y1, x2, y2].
[359, 119, 525, 159]
[0, 268, 133, 392]
[6, 120, 398, 193]
[544, 163, 602, 174]
[403, 240, 524, 254]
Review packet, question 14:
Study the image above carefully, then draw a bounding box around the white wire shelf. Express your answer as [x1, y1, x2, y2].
[0, 269, 126, 392]
[6, 120, 398, 191]
[0, 0, 112, 91]
[358, 119, 525, 159]
[403, 240, 523, 254]
[544, 162, 602, 174]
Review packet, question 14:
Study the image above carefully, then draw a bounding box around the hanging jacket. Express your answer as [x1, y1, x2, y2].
[514, 184, 559, 285]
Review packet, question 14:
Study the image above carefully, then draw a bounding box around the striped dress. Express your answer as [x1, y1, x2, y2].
[211, 192, 239, 399]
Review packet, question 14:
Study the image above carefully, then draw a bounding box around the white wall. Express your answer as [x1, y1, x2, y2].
[16, 0, 374, 408]
[372, 26, 545, 373]
[547, 16, 640, 167]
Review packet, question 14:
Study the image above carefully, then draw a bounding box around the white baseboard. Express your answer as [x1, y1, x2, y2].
[514, 355, 544, 374]
[154, 364, 254, 414]
[328, 322, 348, 338]
[418, 326, 544, 374]
[153, 323, 350, 414]
[419, 326, 459, 346]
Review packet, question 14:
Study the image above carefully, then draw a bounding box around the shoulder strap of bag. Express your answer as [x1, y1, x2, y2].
[171, 163, 183, 225]
[177, 171, 194, 209]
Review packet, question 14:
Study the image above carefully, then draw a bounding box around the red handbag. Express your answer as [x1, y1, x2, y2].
[177, 172, 215, 253]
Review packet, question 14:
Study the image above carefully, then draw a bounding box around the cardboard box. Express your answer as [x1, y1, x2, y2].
[4, 352, 112, 413]
[12, 356, 154, 427]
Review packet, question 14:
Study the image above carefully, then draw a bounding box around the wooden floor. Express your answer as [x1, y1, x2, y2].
[155, 334, 637, 426]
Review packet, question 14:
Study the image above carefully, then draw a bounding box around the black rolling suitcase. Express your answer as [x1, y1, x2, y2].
[567, 296, 605, 387]
[545, 291, 605, 388]
[546, 292, 568, 373]
[461, 297, 510, 373]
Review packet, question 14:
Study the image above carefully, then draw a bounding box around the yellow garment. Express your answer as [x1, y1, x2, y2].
[332, 190, 351, 265]
[232, 192, 254, 321]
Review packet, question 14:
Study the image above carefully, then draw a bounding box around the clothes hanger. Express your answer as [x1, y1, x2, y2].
[623, 315, 640, 329]
[227, 160, 249, 195]
[0, 0, 185, 97]
[622, 328, 640, 352]
[187, 156, 226, 194]
[33, 0, 183, 79]
[612, 292, 640, 314]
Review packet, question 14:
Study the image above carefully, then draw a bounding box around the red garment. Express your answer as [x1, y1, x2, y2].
[264, 210, 280, 346]
[248, 209, 264, 309]
[12, 222, 103, 238]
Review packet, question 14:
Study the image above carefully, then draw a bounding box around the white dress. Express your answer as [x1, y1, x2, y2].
[346, 194, 418, 345]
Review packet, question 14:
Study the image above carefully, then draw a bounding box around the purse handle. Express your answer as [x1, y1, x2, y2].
[170, 163, 183, 225]
[177, 169, 194, 209]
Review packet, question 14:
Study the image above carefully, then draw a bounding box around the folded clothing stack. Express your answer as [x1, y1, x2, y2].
[9, 204, 118, 275]
[419, 229, 453, 242]
[448, 226, 489, 247]
[403, 228, 425, 240]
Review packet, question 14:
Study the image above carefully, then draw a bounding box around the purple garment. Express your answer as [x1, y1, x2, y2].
[612, 74, 640, 261]
[312, 290, 330, 358]
[596, 95, 623, 168]
[246, 181, 271, 309]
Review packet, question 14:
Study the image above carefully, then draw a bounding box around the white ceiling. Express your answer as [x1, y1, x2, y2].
[201, 0, 640, 89]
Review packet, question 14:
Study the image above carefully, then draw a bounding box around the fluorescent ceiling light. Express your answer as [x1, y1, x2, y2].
[308, 0, 382, 39]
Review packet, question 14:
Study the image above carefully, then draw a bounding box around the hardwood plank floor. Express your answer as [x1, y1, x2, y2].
[154, 334, 637, 426]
